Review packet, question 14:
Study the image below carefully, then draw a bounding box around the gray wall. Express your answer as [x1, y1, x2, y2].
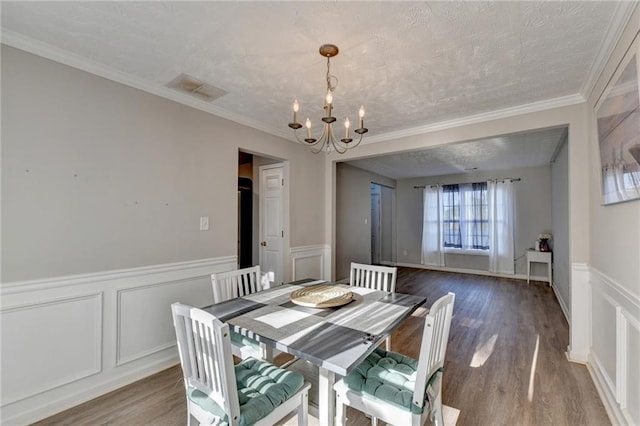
[396, 165, 552, 276]
[1, 46, 325, 283]
[335, 163, 396, 280]
[551, 139, 570, 308]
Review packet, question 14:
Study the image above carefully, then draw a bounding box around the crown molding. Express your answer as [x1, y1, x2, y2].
[580, 1, 639, 101]
[1, 30, 293, 142]
[364, 93, 585, 145]
[1, 29, 591, 149]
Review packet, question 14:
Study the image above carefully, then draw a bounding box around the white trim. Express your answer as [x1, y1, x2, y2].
[616, 306, 626, 406]
[581, 2, 639, 101]
[552, 283, 571, 325]
[290, 244, 330, 281]
[0, 30, 590, 149]
[587, 265, 640, 426]
[115, 278, 197, 366]
[591, 268, 640, 317]
[363, 94, 585, 144]
[0, 256, 235, 425]
[587, 353, 627, 426]
[0, 30, 292, 142]
[1, 256, 236, 295]
[1, 356, 179, 426]
[394, 262, 541, 282]
[0, 293, 103, 406]
[568, 262, 590, 363]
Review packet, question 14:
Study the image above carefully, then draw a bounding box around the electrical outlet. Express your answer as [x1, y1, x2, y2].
[200, 216, 209, 231]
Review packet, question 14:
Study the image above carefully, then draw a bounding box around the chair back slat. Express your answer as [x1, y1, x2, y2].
[413, 292, 455, 411]
[211, 266, 263, 303]
[171, 303, 241, 423]
[349, 262, 397, 293]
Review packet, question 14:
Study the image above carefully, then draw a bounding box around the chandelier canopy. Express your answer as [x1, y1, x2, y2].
[288, 44, 368, 154]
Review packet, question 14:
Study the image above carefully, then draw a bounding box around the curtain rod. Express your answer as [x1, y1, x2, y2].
[413, 177, 521, 189]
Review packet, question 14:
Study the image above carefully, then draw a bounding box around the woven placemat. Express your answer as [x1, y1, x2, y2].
[290, 284, 353, 308]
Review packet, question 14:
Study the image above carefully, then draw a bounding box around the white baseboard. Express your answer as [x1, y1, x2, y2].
[395, 262, 550, 283]
[588, 353, 627, 426]
[552, 283, 571, 325]
[3, 356, 179, 425]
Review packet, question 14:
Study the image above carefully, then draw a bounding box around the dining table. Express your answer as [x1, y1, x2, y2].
[203, 278, 426, 426]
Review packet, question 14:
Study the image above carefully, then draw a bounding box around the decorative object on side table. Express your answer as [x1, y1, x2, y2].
[538, 233, 552, 252]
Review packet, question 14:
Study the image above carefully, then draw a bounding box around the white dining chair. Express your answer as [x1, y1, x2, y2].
[211, 266, 273, 361]
[334, 292, 456, 426]
[171, 303, 310, 426]
[349, 262, 398, 349]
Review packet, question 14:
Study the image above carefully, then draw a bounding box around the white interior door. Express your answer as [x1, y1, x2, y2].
[259, 165, 284, 285]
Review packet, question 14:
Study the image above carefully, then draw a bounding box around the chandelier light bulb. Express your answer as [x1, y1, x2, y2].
[326, 90, 333, 105]
[359, 106, 365, 118]
[305, 118, 312, 138]
[344, 117, 350, 138]
[293, 99, 299, 123]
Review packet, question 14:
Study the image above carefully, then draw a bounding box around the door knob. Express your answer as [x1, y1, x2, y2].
[260, 241, 267, 246]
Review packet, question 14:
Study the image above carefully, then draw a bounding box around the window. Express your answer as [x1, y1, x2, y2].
[442, 183, 489, 250]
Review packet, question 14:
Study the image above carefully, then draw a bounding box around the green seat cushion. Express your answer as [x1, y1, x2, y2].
[230, 330, 261, 349]
[342, 347, 427, 414]
[189, 357, 305, 426]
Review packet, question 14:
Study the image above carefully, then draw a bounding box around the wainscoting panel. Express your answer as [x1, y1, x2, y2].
[623, 310, 640, 423]
[0, 293, 103, 406]
[588, 267, 640, 426]
[290, 245, 330, 281]
[0, 256, 235, 425]
[590, 285, 618, 390]
[116, 277, 214, 365]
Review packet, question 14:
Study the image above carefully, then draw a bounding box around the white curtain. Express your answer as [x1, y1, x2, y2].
[488, 180, 515, 274]
[421, 186, 444, 267]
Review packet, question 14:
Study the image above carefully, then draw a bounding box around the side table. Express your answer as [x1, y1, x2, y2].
[526, 250, 552, 285]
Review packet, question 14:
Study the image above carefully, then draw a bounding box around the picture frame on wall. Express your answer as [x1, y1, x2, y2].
[595, 35, 640, 205]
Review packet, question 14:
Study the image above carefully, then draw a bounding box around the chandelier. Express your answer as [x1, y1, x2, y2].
[288, 44, 368, 154]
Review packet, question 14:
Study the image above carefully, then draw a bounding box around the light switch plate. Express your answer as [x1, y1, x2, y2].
[200, 216, 209, 231]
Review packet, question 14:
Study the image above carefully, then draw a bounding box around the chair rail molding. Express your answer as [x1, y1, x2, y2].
[0, 256, 237, 426]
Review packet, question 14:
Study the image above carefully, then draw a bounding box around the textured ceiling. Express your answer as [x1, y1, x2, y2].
[346, 127, 567, 179]
[0, 1, 625, 177]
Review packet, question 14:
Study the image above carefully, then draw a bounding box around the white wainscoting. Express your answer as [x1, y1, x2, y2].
[290, 244, 330, 282]
[588, 267, 640, 426]
[0, 256, 236, 425]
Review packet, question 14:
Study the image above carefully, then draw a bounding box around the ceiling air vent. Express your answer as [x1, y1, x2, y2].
[166, 73, 227, 102]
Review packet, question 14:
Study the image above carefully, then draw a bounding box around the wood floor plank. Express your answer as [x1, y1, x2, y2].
[32, 268, 610, 426]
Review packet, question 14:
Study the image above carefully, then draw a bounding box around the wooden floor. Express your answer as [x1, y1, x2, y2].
[33, 268, 609, 426]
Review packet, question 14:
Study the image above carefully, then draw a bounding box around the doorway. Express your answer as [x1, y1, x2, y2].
[370, 182, 396, 266]
[238, 150, 287, 284]
[238, 152, 254, 268]
[371, 184, 381, 264]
